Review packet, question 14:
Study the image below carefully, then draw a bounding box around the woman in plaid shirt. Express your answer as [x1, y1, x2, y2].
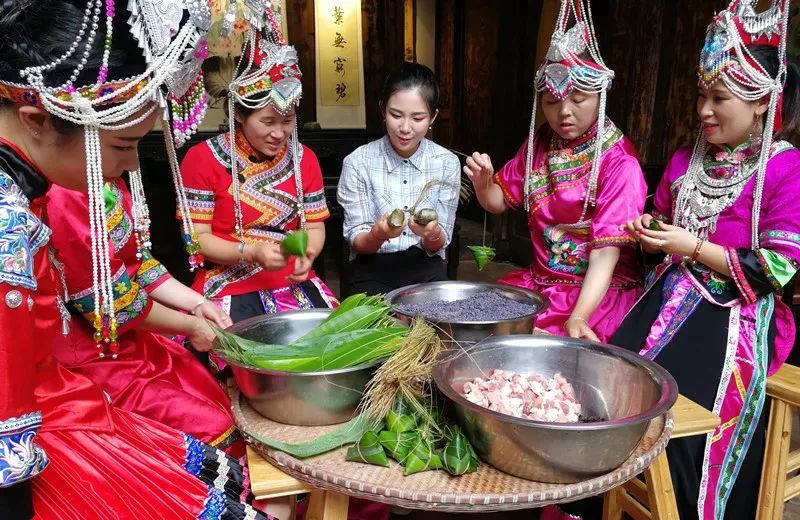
[338, 63, 461, 296]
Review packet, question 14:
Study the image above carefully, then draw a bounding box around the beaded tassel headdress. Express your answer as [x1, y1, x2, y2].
[525, 0, 614, 220]
[225, 1, 306, 241]
[0, 0, 212, 358]
[674, 0, 790, 248]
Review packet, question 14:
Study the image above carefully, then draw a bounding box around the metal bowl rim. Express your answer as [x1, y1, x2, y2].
[212, 308, 388, 376]
[432, 335, 678, 431]
[385, 281, 551, 325]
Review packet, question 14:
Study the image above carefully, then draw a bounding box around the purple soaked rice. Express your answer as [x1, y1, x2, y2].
[394, 291, 539, 322]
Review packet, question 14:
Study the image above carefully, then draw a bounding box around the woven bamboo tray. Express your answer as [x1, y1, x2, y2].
[234, 390, 673, 512]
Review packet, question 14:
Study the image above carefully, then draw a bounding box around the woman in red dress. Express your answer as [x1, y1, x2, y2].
[0, 2, 272, 518]
[180, 16, 337, 327]
[46, 177, 243, 455]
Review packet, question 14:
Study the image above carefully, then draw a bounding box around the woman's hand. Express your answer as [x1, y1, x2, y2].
[187, 318, 216, 352]
[463, 152, 495, 192]
[246, 243, 289, 271]
[638, 222, 698, 257]
[287, 255, 313, 284]
[191, 300, 232, 329]
[408, 218, 441, 241]
[564, 317, 600, 342]
[622, 214, 664, 255]
[371, 214, 405, 241]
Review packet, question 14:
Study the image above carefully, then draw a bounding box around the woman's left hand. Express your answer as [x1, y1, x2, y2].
[638, 222, 697, 257]
[408, 218, 441, 242]
[564, 317, 600, 342]
[192, 300, 233, 329]
[287, 255, 313, 284]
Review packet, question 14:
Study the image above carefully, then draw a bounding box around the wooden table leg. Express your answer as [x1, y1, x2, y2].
[305, 490, 350, 520]
[644, 452, 679, 520]
[602, 488, 623, 520]
[756, 400, 792, 520]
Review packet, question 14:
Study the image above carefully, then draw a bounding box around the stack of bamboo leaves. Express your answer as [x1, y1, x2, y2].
[346, 397, 479, 476]
[212, 294, 408, 372]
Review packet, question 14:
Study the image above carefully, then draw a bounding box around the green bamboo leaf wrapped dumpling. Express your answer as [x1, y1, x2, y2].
[281, 230, 309, 257]
[345, 431, 389, 467]
[377, 430, 417, 463]
[403, 437, 442, 476]
[647, 219, 663, 231]
[467, 245, 496, 271]
[385, 399, 417, 433]
[442, 432, 479, 475]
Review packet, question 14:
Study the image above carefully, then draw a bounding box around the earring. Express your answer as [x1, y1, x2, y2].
[428, 126, 432, 131]
[31, 129, 40, 138]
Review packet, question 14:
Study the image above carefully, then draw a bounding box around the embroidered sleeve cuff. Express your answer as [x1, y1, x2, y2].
[135, 255, 172, 292]
[724, 247, 758, 304]
[70, 266, 152, 333]
[753, 248, 797, 292]
[303, 189, 330, 222]
[181, 187, 215, 223]
[0, 412, 49, 487]
[590, 234, 636, 249]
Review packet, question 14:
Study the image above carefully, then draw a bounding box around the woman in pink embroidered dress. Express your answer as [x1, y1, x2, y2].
[558, 3, 800, 519]
[464, 0, 646, 342]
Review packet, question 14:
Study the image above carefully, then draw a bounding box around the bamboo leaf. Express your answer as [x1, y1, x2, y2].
[246, 414, 377, 458]
[293, 305, 391, 344]
[281, 230, 308, 257]
[385, 399, 417, 433]
[345, 431, 389, 467]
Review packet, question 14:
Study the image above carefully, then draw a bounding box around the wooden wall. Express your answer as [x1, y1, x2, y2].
[285, 0, 406, 133]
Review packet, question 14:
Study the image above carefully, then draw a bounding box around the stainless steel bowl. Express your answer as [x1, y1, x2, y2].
[432, 335, 677, 483]
[216, 309, 380, 426]
[385, 281, 548, 345]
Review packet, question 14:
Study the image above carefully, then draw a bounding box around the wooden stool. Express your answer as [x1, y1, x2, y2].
[603, 394, 720, 520]
[247, 446, 350, 520]
[756, 364, 800, 519]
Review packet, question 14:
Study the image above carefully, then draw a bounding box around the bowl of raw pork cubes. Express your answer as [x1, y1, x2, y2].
[386, 281, 548, 345]
[432, 334, 678, 483]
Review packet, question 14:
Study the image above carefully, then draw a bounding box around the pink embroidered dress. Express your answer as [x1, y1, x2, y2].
[494, 122, 647, 341]
[609, 141, 800, 519]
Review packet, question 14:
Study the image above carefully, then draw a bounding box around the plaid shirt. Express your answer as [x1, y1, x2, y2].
[337, 136, 460, 258]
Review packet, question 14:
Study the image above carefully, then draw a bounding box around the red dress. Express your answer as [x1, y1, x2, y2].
[44, 179, 241, 455]
[0, 140, 269, 520]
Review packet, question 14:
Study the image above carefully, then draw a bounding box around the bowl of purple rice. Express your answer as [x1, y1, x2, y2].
[385, 281, 548, 345]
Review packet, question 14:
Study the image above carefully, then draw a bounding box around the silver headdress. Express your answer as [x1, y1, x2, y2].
[526, 0, 614, 220]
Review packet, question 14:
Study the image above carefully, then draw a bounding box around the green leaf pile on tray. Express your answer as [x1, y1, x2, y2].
[345, 397, 479, 476]
[211, 294, 407, 372]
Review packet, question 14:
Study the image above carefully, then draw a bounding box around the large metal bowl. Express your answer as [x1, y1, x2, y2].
[385, 281, 548, 345]
[215, 309, 380, 426]
[432, 335, 678, 483]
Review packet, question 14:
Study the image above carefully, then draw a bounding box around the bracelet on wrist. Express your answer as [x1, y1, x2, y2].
[690, 238, 704, 265]
[191, 298, 207, 315]
[565, 315, 589, 324]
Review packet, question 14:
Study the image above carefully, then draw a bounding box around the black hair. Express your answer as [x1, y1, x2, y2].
[747, 45, 800, 140]
[380, 62, 440, 114]
[0, 0, 146, 134]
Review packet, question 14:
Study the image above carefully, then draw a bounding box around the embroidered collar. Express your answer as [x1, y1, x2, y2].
[0, 138, 49, 200]
[545, 119, 622, 174]
[704, 138, 762, 179]
[382, 135, 427, 173]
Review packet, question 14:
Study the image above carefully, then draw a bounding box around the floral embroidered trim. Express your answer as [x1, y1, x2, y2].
[0, 411, 49, 486]
[71, 265, 149, 328]
[724, 247, 757, 305]
[532, 274, 640, 289]
[493, 173, 523, 210]
[135, 255, 170, 290]
[0, 171, 51, 290]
